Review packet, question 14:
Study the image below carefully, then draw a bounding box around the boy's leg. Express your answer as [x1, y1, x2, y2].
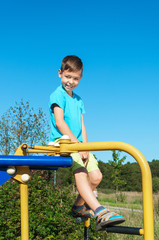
[74, 169, 102, 207]
[87, 152, 102, 190]
[74, 169, 101, 211]
[71, 168, 99, 218]
[73, 169, 125, 230]
[71, 152, 99, 218]
[71, 153, 125, 229]
[72, 152, 102, 207]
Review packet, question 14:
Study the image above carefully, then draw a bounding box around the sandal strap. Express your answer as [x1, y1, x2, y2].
[96, 210, 118, 223]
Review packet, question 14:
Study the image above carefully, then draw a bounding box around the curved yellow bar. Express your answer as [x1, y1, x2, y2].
[60, 141, 154, 240]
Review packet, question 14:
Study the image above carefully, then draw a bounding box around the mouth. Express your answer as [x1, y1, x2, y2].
[65, 84, 73, 89]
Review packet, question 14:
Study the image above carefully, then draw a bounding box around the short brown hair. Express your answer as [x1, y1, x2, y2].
[60, 55, 83, 73]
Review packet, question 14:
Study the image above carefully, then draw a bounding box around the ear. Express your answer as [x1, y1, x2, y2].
[58, 69, 62, 78]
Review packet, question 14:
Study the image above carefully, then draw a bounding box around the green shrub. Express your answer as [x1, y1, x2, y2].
[0, 171, 104, 239]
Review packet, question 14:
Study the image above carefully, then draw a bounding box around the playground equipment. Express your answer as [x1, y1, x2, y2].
[0, 136, 154, 240]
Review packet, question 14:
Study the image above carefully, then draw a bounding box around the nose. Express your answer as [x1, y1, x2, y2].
[69, 78, 73, 84]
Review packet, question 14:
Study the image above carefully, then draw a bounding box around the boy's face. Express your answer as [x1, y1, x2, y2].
[58, 69, 82, 95]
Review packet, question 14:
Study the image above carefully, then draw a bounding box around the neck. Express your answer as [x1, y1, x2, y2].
[62, 85, 73, 97]
[67, 90, 73, 97]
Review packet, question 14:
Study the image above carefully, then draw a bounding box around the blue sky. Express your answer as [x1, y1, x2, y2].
[0, 0, 159, 163]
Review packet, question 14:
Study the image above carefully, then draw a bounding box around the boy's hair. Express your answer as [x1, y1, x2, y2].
[60, 55, 83, 73]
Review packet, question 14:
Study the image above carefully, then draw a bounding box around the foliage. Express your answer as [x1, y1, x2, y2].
[152, 177, 159, 193]
[56, 167, 74, 186]
[0, 99, 50, 155]
[97, 161, 113, 189]
[0, 180, 21, 239]
[0, 171, 105, 240]
[120, 162, 142, 191]
[108, 151, 127, 192]
[149, 160, 159, 178]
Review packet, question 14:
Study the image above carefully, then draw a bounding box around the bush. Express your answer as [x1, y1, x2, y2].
[0, 171, 104, 239]
[0, 180, 21, 239]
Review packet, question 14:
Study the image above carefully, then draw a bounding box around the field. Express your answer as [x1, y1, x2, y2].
[97, 191, 159, 240]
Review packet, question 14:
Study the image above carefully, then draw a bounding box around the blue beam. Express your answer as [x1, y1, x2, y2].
[0, 155, 72, 168]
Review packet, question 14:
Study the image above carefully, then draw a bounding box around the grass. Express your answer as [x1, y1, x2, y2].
[96, 191, 159, 240]
[98, 191, 143, 210]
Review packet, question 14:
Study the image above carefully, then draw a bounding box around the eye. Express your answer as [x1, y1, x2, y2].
[74, 78, 79, 81]
[65, 75, 71, 79]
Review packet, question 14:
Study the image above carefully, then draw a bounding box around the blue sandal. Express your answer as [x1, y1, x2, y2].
[71, 205, 94, 219]
[96, 210, 125, 231]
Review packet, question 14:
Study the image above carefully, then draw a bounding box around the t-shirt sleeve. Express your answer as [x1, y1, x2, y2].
[49, 90, 65, 112]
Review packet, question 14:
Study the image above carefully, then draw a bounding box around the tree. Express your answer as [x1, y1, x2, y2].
[0, 99, 50, 155]
[149, 160, 159, 178]
[108, 150, 127, 192]
[152, 177, 159, 193]
[98, 161, 113, 189]
[121, 162, 142, 191]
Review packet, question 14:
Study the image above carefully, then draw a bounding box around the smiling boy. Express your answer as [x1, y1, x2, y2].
[49, 55, 125, 230]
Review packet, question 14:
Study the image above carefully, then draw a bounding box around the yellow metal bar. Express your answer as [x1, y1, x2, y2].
[60, 141, 154, 240]
[33, 145, 59, 152]
[20, 183, 29, 240]
[84, 218, 90, 228]
[140, 228, 144, 235]
[27, 149, 56, 154]
[13, 144, 30, 240]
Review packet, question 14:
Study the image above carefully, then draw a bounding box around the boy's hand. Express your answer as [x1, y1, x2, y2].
[79, 151, 89, 166]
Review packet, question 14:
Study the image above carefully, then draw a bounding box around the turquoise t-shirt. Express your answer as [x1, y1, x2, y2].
[49, 85, 85, 142]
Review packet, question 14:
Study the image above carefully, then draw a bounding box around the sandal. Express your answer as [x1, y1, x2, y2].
[96, 209, 125, 231]
[71, 205, 94, 219]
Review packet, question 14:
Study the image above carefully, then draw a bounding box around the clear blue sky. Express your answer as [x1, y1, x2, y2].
[0, 0, 159, 163]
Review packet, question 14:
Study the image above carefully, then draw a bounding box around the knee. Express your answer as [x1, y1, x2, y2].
[90, 171, 103, 186]
[96, 171, 103, 185]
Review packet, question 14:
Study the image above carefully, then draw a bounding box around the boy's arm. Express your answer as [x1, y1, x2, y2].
[81, 114, 87, 143]
[81, 114, 89, 162]
[54, 106, 89, 163]
[54, 105, 79, 142]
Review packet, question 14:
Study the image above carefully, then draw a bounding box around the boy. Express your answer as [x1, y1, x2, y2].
[49, 55, 125, 230]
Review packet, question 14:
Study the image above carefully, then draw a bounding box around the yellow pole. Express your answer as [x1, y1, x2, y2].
[13, 145, 30, 240]
[60, 140, 154, 240]
[20, 183, 29, 240]
[84, 218, 90, 228]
